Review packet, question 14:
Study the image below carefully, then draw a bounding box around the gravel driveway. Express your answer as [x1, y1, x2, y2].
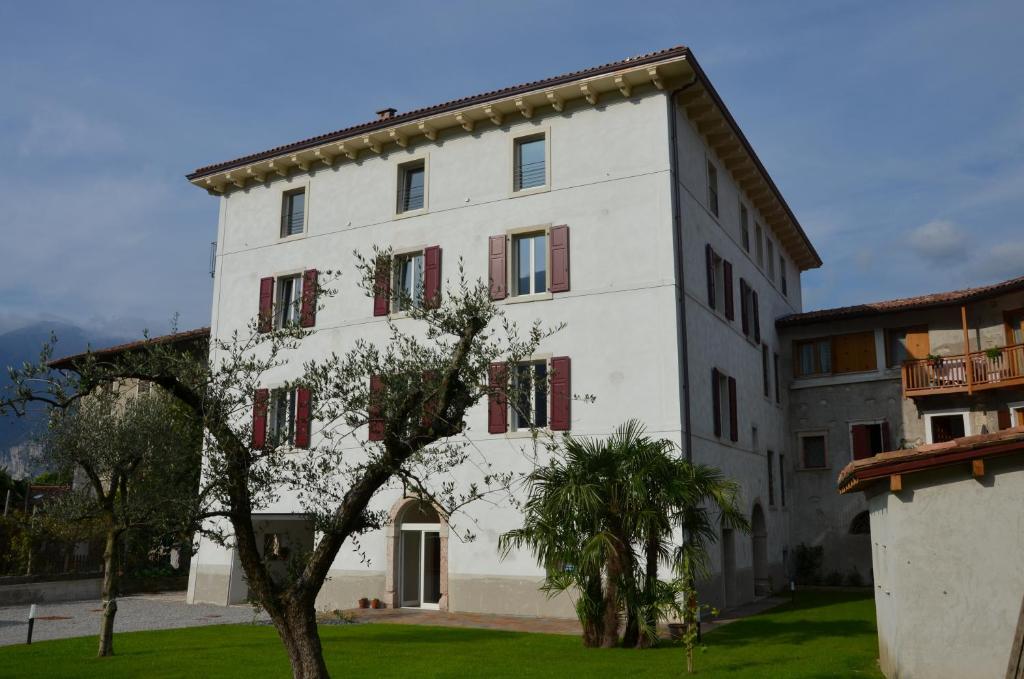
[0, 592, 269, 647]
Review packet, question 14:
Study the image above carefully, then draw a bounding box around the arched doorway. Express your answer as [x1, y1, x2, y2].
[386, 498, 448, 610]
[751, 504, 769, 597]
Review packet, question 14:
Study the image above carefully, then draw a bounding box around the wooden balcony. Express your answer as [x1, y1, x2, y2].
[902, 343, 1024, 396]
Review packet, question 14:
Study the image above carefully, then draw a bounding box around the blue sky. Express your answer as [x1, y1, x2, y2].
[1, 0, 1021, 336]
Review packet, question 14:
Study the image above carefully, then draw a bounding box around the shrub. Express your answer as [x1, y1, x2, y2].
[793, 544, 823, 585]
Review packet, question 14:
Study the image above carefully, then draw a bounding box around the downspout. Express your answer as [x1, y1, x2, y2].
[667, 75, 699, 461]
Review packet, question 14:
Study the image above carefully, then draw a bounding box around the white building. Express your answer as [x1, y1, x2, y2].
[184, 45, 821, 617]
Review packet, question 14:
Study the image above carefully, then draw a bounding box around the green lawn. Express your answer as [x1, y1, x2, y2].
[0, 591, 881, 678]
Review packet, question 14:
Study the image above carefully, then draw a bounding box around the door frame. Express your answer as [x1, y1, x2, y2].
[399, 522, 441, 610]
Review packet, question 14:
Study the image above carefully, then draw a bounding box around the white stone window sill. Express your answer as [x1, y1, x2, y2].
[504, 292, 553, 305]
[509, 184, 550, 198]
[394, 207, 428, 220]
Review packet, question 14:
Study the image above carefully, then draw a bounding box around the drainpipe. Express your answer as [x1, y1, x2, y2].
[667, 75, 699, 461]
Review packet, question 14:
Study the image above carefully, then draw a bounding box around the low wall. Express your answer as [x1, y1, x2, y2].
[0, 574, 187, 607]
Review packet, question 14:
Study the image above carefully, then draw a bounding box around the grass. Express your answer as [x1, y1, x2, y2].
[0, 591, 881, 678]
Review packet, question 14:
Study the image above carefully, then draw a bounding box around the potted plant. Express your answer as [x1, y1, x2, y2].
[370, 598, 382, 609]
[357, 597, 369, 609]
[985, 346, 1003, 360]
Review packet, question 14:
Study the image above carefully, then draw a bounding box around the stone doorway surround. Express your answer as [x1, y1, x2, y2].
[384, 497, 449, 611]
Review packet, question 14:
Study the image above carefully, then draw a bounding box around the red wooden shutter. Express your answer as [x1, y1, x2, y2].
[368, 375, 384, 441]
[998, 408, 1012, 430]
[423, 246, 442, 309]
[881, 421, 891, 451]
[252, 388, 269, 449]
[851, 424, 871, 460]
[373, 258, 390, 317]
[740, 279, 750, 335]
[752, 289, 761, 343]
[549, 225, 570, 293]
[723, 260, 734, 321]
[487, 362, 508, 434]
[294, 387, 312, 448]
[705, 244, 716, 308]
[550, 356, 571, 431]
[300, 269, 318, 328]
[728, 376, 738, 442]
[258, 277, 274, 333]
[711, 368, 721, 438]
[489, 236, 507, 300]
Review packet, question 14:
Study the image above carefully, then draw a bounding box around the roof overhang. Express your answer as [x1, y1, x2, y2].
[48, 327, 210, 371]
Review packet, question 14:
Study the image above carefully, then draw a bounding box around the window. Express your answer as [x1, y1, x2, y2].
[276, 275, 303, 328]
[778, 454, 786, 506]
[393, 252, 425, 312]
[755, 223, 764, 267]
[707, 161, 719, 217]
[1005, 308, 1024, 345]
[740, 204, 750, 252]
[767, 450, 775, 506]
[795, 332, 877, 377]
[766, 239, 775, 280]
[397, 160, 426, 213]
[1008, 403, 1024, 427]
[851, 422, 889, 460]
[925, 411, 969, 444]
[511, 361, 548, 430]
[773, 352, 781, 403]
[281, 188, 306, 237]
[712, 368, 736, 441]
[514, 134, 546, 191]
[800, 434, 827, 469]
[762, 345, 771, 398]
[795, 338, 831, 377]
[739, 279, 758, 340]
[779, 257, 787, 296]
[707, 248, 728, 315]
[512, 232, 547, 296]
[886, 326, 929, 367]
[270, 388, 298, 446]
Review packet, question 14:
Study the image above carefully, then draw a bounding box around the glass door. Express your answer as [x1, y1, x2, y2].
[400, 530, 421, 607]
[400, 526, 442, 609]
[422, 531, 442, 609]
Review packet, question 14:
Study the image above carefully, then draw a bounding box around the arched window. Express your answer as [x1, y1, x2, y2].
[849, 511, 870, 535]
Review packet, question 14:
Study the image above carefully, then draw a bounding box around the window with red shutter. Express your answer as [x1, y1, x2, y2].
[752, 290, 761, 343]
[998, 408, 1012, 430]
[549, 225, 570, 293]
[488, 363, 508, 434]
[294, 387, 312, 448]
[851, 424, 872, 460]
[723, 260, 734, 321]
[368, 375, 384, 441]
[489, 236, 507, 300]
[550, 356, 571, 431]
[258, 278, 274, 333]
[728, 376, 738, 442]
[711, 368, 721, 438]
[252, 388, 269, 448]
[423, 246, 442, 309]
[705, 244, 716, 308]
[740, 279, 750, 335]
[300, 269, 318, 328]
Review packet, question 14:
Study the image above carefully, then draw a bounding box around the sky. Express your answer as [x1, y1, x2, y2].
[1, 0, 1021, 337]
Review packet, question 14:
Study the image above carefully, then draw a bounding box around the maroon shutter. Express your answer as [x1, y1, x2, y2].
[300, 269, 318, 328]
[294, 387, 312, 448]
[881, 421, 891, 451]
[252, 388, 269, 449]
[423, 246, 442, 309]
[851, 424, 871, 460]
[489, 236, 507, 300]
[728, 376, 738, 442]
[723, 260, 734, 321]
[258, 277, 274, 333]
[368, 375, 384, 441]
[740, 279, 750, 335]
[488, 362, 508, 434]
[550, 356, 571, 431]
[549, 225, 570, 293]
[373, 258, 390, 317]
[711, 368, 721, 438]
[705, 244, 716, 308]
[752, 289, 761, 343]
[998, 408, 1012, 430]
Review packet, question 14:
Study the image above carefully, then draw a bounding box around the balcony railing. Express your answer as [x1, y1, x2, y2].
[902, 343, 1024, 396]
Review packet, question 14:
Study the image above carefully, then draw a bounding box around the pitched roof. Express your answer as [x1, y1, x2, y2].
[838, 426, 1024, 494]
[778, 273, 1024, 328]
[48, 327, 210, 370]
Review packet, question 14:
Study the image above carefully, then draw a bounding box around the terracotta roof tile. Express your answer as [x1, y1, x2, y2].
[48, 327, 210, 370]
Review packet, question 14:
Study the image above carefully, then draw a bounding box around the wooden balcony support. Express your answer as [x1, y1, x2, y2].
[962, 305, 974, 395]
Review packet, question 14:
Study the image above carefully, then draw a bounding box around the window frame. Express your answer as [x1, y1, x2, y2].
[794, 337, 832, 377]
[754, 223, 764, 267]
[773, 352, 781, 404]
[740, 203, 750, 252]
[848, 419, 888, 461]
[509, 357, 551, 433]
[1008, 402, 1024, 427]
[502, 224, 555, 304]
[798, 431, 829, 470]
[923, 409, 971, 444]
[706, 159, 719, 218]
[766, 238, 775, 280]
[714, 369, 733, 439]
[274, 273, 304, 329]
[762, 344, 771, 398]
[391, 247, 427, 314]
[395, 156, 429, 217]
[1004, 308, 1024, 346]
[280, 185, 309, 239]
[269, 386, 299, 447]
[779, 256, 787, 296]
[511, 231, 549, 298]
[767, 450, 775, 506]
[510, 129, 550, 196]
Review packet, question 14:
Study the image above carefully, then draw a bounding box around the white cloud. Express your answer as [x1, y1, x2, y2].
[906, 220, 967, 262]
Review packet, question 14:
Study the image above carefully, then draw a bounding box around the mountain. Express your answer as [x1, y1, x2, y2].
[0, 321, 130, 479]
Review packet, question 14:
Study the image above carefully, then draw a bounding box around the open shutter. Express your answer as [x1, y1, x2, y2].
[258, 277, 274, 333]
[881, 421, 891, 451]
[549, 225, 570, 293]
[294, 388, 312, 449]
[368, 375, 384, 441]
[711, 368, 721, 438]
[705, 244, 716, 308]
[728, 376, 738, 442]
[252, 388, 269, 449]
[488, 362, 508, 434]
[550, 356, 571, 431]
[373, 258, 391, 317]
[998, 408, 1012, 430]
[300, 269, 318, 328]
[489, 235, 507, 300]
[740, 279, 750, 335]
[752, 289, 761, 343]
[723, 260, 734, 321]
[851, 424, 872, 460]
[423, 246, 442, 309]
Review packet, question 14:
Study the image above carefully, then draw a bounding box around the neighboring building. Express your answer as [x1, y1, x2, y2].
[838, 427, 1024, 679]
[778, 275, 1024, 581]
[184, 45, 822, 615]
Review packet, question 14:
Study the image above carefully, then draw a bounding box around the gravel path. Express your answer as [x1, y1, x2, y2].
[0, 592, 269, 647]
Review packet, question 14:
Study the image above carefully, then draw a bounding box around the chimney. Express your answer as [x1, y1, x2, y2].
[376, 108, 397, 121]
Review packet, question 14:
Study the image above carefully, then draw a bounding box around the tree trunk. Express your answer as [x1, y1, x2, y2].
[637, 535, 660, 649]
[580, 574, 605, 648]
[600, 542, 624, 648]
[271, 598, 330, 679]
[622, 612, 639, 648]
[97, 527, 120, 657]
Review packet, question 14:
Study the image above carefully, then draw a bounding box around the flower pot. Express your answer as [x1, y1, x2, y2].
[357, 598, 369, 609]
[371, 598, 382, 609]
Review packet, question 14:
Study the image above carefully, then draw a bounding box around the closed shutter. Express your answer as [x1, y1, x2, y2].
[258, 277, 274, 333]
[833, 332, 877, 374]
[711, 368, 721, 438]
[423, 246, 442, 309]
[489, 235, 507, 300]
[740, 279, 750, 335]
[488, 362, 508, 434]
[300, 269, 318, 328]
[705, 244, 716, 308]
[752, 289, 760, 343]
[998, 408, 1012, 430]
[252, 388, 269, 449]
[550, 356, 571, 431]
[549, 225, 570, 293]
[723, 260, 734, 321]
[294, 387, 312, 449]
[728, 376, 738, 442]
[851, 424, 872, 460]
[373, 258, 391, 317]
[905, 327, 930, 360]
[368, 375, 384, 441]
